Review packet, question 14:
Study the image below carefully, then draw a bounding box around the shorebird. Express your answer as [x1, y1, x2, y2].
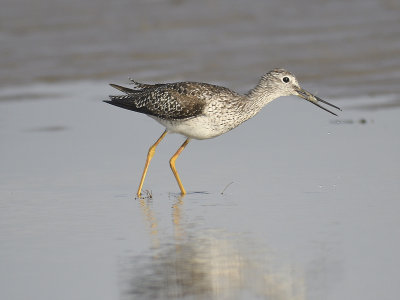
[104, 68, 340, 197]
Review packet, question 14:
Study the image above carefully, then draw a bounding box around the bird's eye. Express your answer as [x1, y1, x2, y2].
[283, 77, 290, 83]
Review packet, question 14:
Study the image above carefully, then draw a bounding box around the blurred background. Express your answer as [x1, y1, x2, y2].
[1, 0, 399, 98]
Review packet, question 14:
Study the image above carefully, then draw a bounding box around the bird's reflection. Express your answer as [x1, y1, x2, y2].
[123, 195, 306, 300]
[138, 197, 160, 250]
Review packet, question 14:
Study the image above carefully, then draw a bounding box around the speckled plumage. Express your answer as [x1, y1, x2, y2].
[104, 69, 341, 140]
[104, 69, 340, 195]
[106, 69, 293, 139]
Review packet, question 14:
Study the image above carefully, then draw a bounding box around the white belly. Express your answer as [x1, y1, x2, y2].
[151, 115, 232, 140]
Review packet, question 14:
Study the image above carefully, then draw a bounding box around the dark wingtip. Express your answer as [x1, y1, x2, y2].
[109, 83, 124, 91]
[109, 83, 137, 94]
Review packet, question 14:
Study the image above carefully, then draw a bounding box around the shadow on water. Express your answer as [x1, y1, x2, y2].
[120, 195, 306, 300]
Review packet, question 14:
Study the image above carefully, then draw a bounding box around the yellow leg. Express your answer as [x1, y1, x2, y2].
[137, 130, 168, 197]
[170, 138, 191, 195]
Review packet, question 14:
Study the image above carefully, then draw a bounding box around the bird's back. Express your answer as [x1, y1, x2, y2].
[105, 80, 242, 120]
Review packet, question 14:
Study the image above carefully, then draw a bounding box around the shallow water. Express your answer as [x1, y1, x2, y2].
[1, 0, 400, 299]
[1, 82, 400, 300]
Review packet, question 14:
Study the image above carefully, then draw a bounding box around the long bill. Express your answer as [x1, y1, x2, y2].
[296, 88, 341, 116]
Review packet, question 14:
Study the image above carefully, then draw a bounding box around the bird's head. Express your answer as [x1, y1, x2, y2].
[261, 69, 341, 116]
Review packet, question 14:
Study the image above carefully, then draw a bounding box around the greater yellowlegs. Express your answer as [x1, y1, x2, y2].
[104, 68, 340, 197]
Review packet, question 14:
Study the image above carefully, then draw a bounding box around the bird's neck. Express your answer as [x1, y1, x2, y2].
[244, 81, 279, 117]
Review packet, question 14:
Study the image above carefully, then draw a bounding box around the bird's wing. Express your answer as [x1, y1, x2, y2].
[128, 78, 162, 90]
[104, 82, 210, 120]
